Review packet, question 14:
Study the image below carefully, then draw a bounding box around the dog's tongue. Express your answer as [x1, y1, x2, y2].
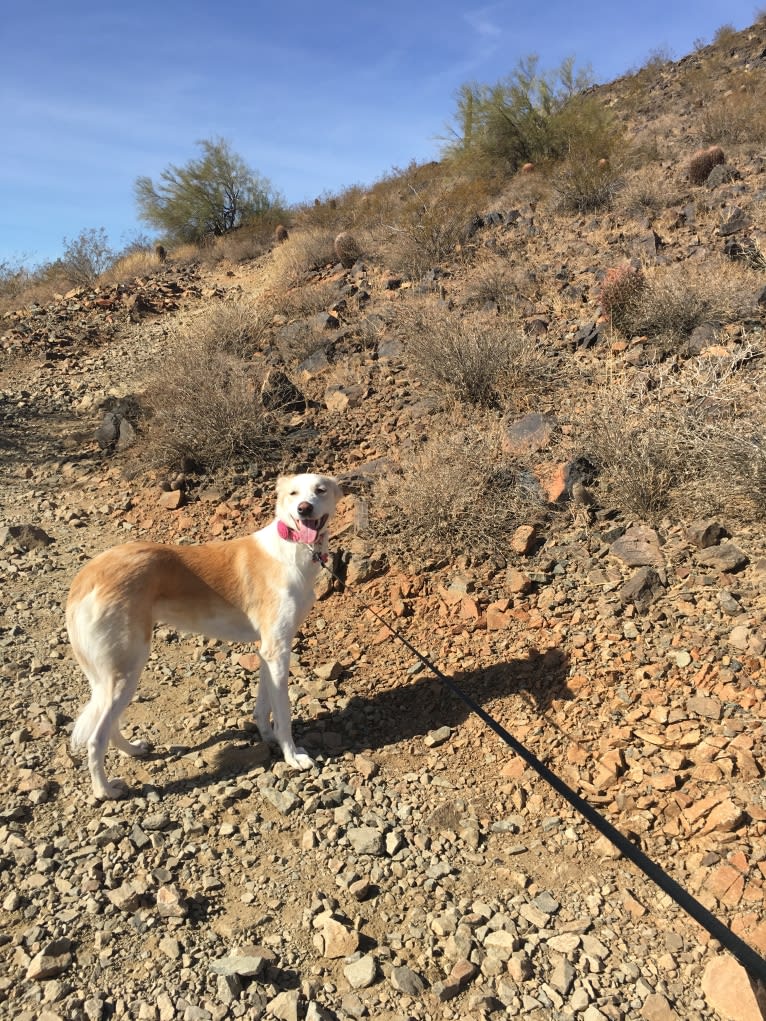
[294, 520, 320, 544]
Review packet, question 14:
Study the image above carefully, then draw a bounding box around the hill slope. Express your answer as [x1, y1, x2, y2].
[1, 20, 766, 1021]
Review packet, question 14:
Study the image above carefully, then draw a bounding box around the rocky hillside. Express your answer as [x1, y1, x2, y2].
[1, 19, 766, 1021]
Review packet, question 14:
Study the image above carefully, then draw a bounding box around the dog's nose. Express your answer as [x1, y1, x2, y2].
[297, 501, 314, 517]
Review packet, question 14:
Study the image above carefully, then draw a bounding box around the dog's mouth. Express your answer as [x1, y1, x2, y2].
[290, 513, 328, 545]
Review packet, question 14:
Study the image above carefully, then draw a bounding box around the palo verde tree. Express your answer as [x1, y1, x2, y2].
[134, 138, 284, 244]
[444, 55, 619, 176]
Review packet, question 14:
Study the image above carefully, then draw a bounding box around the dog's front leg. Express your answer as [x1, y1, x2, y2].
[256, 643, 314, 770]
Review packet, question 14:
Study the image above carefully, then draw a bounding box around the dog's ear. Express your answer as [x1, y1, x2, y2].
[328, 477, 345, 502]
[275, 475, 292, 503]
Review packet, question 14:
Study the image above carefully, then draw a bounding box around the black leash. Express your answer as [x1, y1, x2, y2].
[321, 558, 766, 988]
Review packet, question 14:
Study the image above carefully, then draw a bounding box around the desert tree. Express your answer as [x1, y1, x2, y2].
[444, 55, 618, 175]
[134, 138, 284, 244]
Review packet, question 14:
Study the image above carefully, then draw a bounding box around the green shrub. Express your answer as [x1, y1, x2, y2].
[444, 56, 623, 179]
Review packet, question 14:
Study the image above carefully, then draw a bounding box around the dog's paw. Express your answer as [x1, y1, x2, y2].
[124, 739, 151, 758]
[94, 778, 128, 800]
[283, 747, 315, 771]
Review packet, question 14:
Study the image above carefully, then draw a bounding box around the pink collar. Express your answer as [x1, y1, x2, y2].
[276, 519, 329, 564]
[277, 520, 302, 543]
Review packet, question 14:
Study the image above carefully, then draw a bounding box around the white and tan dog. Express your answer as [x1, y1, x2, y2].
[66, 473, 342, 799]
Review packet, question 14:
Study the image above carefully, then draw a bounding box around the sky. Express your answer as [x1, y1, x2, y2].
[2, 1, 761, 267]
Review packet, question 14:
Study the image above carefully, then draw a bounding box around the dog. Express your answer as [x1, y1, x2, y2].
[66, 473, 342, 799]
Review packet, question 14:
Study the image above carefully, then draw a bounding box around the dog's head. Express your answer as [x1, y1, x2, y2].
[275, 473, 342, 544]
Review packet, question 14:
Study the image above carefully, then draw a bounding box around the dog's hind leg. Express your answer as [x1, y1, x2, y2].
[70, 620, 151, 799]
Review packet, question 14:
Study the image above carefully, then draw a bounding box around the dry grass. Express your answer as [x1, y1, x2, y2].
[99, 249, 162, 284]
[369, 417, 547, 566]
[263, 228, 339, 289]
[393, 298, 555, 408]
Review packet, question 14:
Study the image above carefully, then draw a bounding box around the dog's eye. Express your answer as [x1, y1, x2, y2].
[316, 486, 326, 495]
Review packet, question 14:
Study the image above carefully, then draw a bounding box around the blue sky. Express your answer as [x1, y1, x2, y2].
[2, 1, 760, 266]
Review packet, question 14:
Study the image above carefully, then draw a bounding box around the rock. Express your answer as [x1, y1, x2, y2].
[686, 520, 728, 548]
[260, 369, 306, 412]
[0, 524, 54, 550]
[702, 955, 766, 1021]
[510, 525, 537, 555]
[267, 989, 300, 1021]
[158, 488, 184, 510]
[155, 884, 187, 918]
[325, 383, 367, 412]
[424, 726, 452, 748]
[26, 939, 73, 980]
[696, 542, 748, 573]
[390, 965, 427, 994]
[347, 825, 385, 856]
[210, 951, 269, 978]
[318, 915, 359, 958]
[611, 525, 663, 568]
[619, 566, 664, 613]
[718, 205, 751, 236]
[502, 413, 555, 455]
[262, 786, 300, 815]
[687, 694, 722, 720]
[549, 955, 576, 995]
[343, 954, 377, 989]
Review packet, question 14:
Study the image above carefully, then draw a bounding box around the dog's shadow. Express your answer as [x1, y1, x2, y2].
[306, 644, 572, 756]
[146, 645, 572, 798]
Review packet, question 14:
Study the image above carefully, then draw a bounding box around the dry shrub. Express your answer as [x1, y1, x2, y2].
[699, 89, 766, 145]
[370, 420, 546, 565]
[136, 303, 278, 472]
[186, 297, 273, 357]
[464, 256, 521, 315]
[383, 178, 493, 279]
[553, 155, 623, 213]
[270, 278, 340, 322]
[615, 165, 682, 218]
[0, 260, 70, 314]
[581, 385, 689, 521]
[615, 259, 755, 351]
[264, 228, 338, 289]
[395, 299, 554, 408]
[581, 344, 766, 522]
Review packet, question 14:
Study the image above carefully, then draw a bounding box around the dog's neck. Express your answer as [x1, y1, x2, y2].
[275, 519, 329, 565]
